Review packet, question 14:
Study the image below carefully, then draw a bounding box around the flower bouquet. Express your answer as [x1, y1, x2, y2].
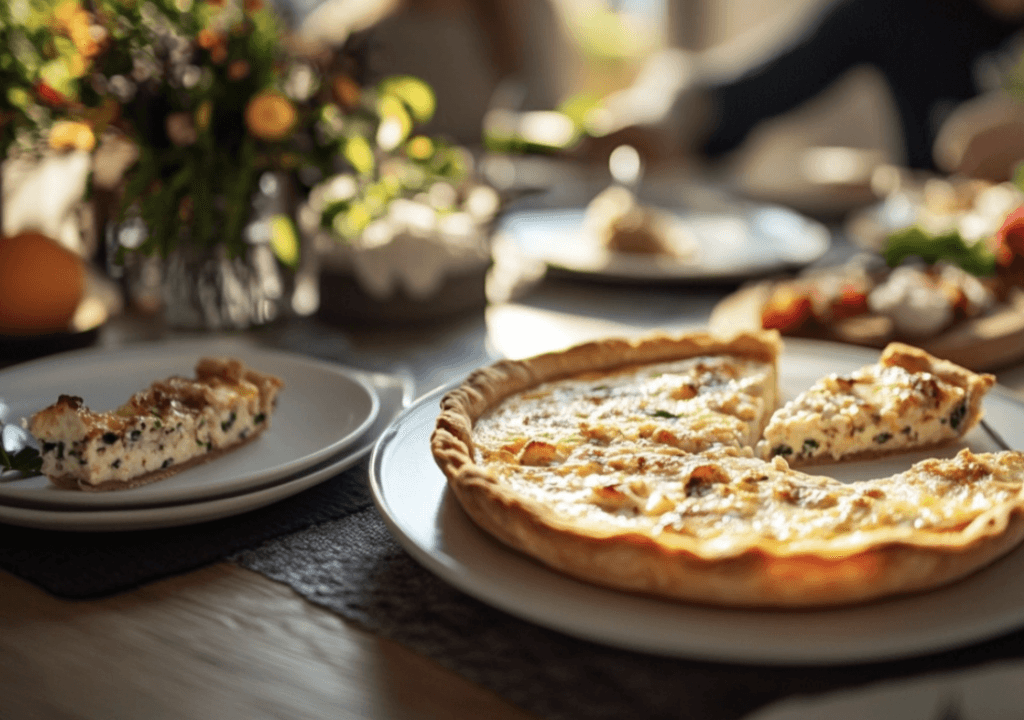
[21, 0, 320, 327]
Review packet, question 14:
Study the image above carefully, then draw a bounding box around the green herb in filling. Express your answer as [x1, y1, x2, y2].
[949, 401, 967, 431]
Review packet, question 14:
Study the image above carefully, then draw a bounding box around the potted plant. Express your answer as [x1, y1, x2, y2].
[295, 73, 501, 324]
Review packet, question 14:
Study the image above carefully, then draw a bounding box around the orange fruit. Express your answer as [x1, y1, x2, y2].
[0, 231, 85, 334]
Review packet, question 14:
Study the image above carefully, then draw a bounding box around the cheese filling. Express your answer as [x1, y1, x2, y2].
[473, 355, 777, 464]
[477, 440, 1023, 550]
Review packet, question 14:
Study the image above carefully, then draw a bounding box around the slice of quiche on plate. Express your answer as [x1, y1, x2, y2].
[758, 342, 995, 466]
[29, 356, 283, 491]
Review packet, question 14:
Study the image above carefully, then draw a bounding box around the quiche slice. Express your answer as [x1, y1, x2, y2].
[29, 357, 283, 491]
[432, 332, 1024, 607]
[758, 343, 995, 466]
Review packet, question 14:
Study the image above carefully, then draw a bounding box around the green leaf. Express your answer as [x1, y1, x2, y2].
[883, 226, 997, 277]
[321, 199, 351, 230]
[375, 95, 412, 149]
[343, 135, 375, 176]
[378, 75, 435, 124]
[269, 214, 299, 268]
[558, 91, 602, 131]
[0, 444, 41, 476]
[38, 57, 77, 100]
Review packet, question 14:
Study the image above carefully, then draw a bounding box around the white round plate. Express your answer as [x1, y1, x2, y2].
[370, 339, 1024, 664]
[0, 369, 411, 531]
[0, 339, 379, 509]
[496, 202, 829, 282]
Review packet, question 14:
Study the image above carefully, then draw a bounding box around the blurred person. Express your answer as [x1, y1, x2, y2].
[294, 0, 575, 144]
[591, 0, 1024, 177]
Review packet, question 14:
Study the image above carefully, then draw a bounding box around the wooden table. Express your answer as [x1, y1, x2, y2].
[2, 273, 1023, 720]
[0, 563, 538, 719]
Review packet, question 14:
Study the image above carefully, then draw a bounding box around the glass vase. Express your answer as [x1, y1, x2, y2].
[160, 241, 283, 331]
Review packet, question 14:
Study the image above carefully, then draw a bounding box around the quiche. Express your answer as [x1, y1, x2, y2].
[758, 343, 995, 465]
[29, 357, 283, 491]
[431, 331, 1024, 608]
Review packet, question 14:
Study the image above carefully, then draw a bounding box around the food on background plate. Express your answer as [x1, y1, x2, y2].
[583, 185, 698, 260]
[431, 331, 1024, 608]
[743, 254, 998, 339]
[725, 174, 1024, 371]
[759, 342, 994, 465]
[29, 357, 283, 491]
[710, 252, 1024, 371]
[847, 175, 1023, 254]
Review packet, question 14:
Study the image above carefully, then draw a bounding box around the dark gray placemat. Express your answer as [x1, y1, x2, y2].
[233, 505, 1024, 720]
[0, 466, 373, 598]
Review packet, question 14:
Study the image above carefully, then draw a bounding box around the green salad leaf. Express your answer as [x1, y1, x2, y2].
[883, 226, 997, 277]
[0, 444, 41, 476]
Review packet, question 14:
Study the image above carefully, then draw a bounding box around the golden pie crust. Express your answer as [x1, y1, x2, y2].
[431, 331, 1024, 608]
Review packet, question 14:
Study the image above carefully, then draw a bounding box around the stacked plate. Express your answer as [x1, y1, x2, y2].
[0, 339, 412, 532]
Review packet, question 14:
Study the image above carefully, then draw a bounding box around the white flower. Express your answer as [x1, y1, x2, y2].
[284, 63, 318, 102]
[108, 75, 136, 102]
[166, 112, 197, 146]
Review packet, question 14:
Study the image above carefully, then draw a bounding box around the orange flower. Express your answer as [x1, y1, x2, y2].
[197, 28, 227, 62]
[331, 74, 361, 110]
[197, 28, 219, 49]
[48, 120, 96, 152]
[228, 60, 250, 81]
[244, 90, 297, 141]
[52, 0, 80, 26]
[35, 81, 70, 108]
[994, 206, 1024, 266]
[53, 1, 101, 58]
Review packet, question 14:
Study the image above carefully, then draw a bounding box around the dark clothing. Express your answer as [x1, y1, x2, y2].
[703, 0, 1022, 168]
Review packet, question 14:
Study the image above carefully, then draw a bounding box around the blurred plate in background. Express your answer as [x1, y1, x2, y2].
[494, 184, 831, 283]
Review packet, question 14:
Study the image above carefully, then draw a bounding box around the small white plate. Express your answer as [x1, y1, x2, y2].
[0, 339, 379, 509]
[370, 339, 1024, 664]
[0, 369, 411, 531]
